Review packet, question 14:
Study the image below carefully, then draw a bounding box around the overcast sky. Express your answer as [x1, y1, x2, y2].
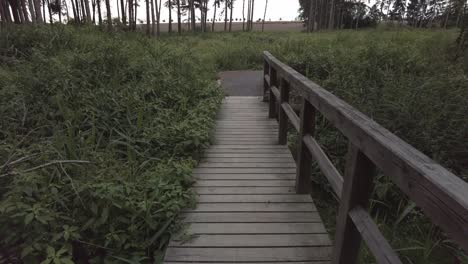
[106, 0, 302, 23]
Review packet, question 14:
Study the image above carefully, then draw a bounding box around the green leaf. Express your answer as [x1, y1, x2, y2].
[24, 213, 34, 225]
[21, 246, 34, 258]
[46, 246, 55, 256]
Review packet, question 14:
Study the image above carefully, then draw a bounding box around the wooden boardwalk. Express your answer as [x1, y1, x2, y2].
[164, 96, 332, 263]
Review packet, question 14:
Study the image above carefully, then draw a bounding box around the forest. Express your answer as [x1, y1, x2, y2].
[0, 0, 467, 264]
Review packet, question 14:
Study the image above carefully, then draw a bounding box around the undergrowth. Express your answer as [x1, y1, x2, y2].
[0, 26, 223, 263]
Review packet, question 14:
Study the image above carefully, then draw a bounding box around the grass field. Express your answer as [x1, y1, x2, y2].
[0, 26, 466, 263]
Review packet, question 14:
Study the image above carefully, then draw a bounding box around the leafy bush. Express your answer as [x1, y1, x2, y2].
[0, 26, 222, 263]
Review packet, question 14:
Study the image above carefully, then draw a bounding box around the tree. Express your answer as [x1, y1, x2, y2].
[176, 0, 181, 34]
[242, 0, 245, 30]
[96, 0, 102, 25]
[224, 0, 228, 31]
[146, 0, 150, 35]
[105, 0, 111, 30]
[120, 0, 126, 25]
[262, 0, 268, 31]
[212, 0, 219, 31]
[168, 0, 172, 33]
[229, 0, 234, 31]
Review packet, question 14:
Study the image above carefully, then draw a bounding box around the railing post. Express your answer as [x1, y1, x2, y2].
[296, 98, 315, 194]
[268, 68, 278, 119]
[278, 78, 290, 145]
[263, 59, 269, 102]
[332, 143, 376, 264]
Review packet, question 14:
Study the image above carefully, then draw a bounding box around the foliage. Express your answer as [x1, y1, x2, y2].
[0, 26, 223, 263]
[0, 26, 467, 264]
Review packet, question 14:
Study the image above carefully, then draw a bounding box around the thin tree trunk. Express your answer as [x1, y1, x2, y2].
[120, 0, 126, 24]
[97, 0, 102, 25]
[189, 0, 195, 31]
[80, 0, 86, 22]
[156, 0, 161, 35]
[64, 0, 70, 22]
[224, 0, 228, 31]
[74, 0, 80, 22]
[84, 0, 91, 21]
[105, 0, 111, 30]
[176, 0, 181, 34]
[151, 0, 155, 34]
[250, 0, 255, 30]
[33, 0, 42, 22]
[57, 0, 62, 23]
[212, 0, 217, 31]
[242, 0, 245, 30]
[46, 0, 53, 24]
[229, 0, 233, 31]
[27, 0, 36, 22]
[146, 0, 150, 35]
[20, 0, 30, 22]
[168, 0, 172, 33]
[328, 0, 334, 29]
[262, 0, 267, 31]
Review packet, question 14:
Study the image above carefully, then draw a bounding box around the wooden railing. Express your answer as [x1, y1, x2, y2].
[263, 51, 468, 264]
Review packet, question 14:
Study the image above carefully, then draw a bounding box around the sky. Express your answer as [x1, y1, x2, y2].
[106, 0, 302, 23]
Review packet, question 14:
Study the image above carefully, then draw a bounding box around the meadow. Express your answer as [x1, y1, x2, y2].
[0, 26, 466, 263]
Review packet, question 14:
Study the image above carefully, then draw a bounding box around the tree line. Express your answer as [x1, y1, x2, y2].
[0, 0, 268, 34]
[300, 0, 467, 31]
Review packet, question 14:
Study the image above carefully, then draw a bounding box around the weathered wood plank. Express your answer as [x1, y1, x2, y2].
[197, 162, 296, 168]
[194, 173, 296, 180]
[201, 157, 295, 163]
[170, 234, 332, 247]
[194, 186, 295, 194]
[186, 203, 316, 212]
[204, 149, 291, 154]
[349, 206, 402, 264]
[193, 168, 296, 174]
[196, 194, 312, 203]
[181, 212, 323, 223]
[194, 180, 295, 187]
[164, 247, 332, 262]
[201, 153, 291, 158]
[187, 223, 327, 234]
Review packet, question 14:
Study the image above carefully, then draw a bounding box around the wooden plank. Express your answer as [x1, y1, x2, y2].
[194, 186, 295, 194]
[194, 180, 295, 187]
[196, 194, 312, 203]
[296, 98, 316, 194]
[194, 173, 296, 180]
[265, 51, 468, 252]
[303, 134, 343, 198]
[203, 149, 292, 154]
[207, 145, 288, 149]
[193, 168, 296, 174]
[186, 203, 316, 212]
[197, 162, 296, 168]
[187, 223, 327, 234]
[282, 102, 301, 131]
[181, 212, 323, 223]
[201, 153, 291, 158]
[164, 247, 332, 262]
[201, 157, 295, 163]
[332, 144, 375, 264]
[170, 234, 332, 247]
[349, 206, 402, 264]
[214, 140, 278, 145]
[278, 78, 290, 145]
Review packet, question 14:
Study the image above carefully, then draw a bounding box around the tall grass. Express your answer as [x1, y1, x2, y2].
[0, 26, 466, 263]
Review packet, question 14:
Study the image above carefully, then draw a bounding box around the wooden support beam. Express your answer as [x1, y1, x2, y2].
[269, 68, 278, 119]
[278, 78, 290, 145]
[296, 98, 315, 194]
[332, 143, 375, 264]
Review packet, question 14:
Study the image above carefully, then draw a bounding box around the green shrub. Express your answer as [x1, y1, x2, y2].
[0, 26, 223, 263]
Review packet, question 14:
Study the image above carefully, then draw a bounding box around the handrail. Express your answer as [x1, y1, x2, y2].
[263, 51, 468, 264]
